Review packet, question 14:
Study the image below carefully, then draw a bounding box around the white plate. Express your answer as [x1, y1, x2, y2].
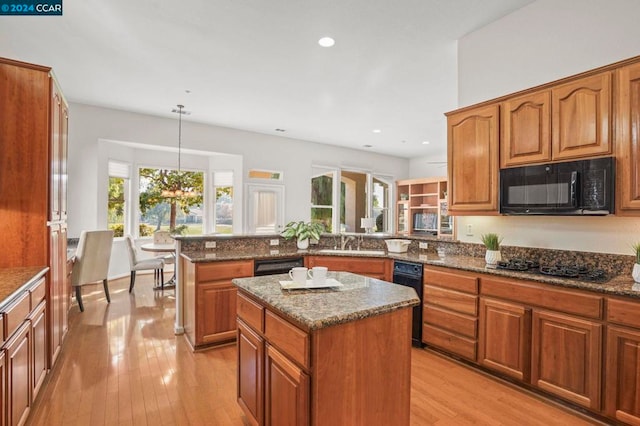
[279, 278, 343, 290]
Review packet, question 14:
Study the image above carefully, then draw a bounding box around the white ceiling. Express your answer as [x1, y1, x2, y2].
[0, 0, 534, 158]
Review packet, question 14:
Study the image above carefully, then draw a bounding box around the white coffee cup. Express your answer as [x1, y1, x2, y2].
[307, 266, 328, 285]
[289, 267, 308, 284]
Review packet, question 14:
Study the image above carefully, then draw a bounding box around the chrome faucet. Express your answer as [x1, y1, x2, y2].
[340, 234, 356, 250]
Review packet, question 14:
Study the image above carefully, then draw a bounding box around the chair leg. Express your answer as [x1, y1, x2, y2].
[129, 271, 136, 293]
[103, 278, 111, 304]
[75, 286, 84, 312]
[161, 268, 164, 289]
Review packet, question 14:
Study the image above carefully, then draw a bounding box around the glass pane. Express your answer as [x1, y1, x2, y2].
[372, 177, 389, 232]
[215, 186, 233, 234]
[108, 176, 125, 237]
[311, 207, 332, 233]
[139, 167, 204, 236]
[340, 171, 367, 232]
[253, 190, 277, 234]
[311, 173, 333, 206]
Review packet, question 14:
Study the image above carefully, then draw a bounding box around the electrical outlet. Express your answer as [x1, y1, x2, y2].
[466, 224, 473, 236]
[270, 249, 280, 255]
[205, 253, 217, 259]
[205, 241, 217, 249]
[270, 239, 279, 246]
[419, 242, 428, 249]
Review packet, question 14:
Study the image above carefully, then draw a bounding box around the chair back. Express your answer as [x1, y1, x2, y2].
[124, 235, 139, 268]
[153, 230, 173, 244]
[72, 230, 114, 287]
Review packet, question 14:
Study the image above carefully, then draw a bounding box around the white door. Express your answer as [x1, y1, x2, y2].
[246, 184, 284, 234]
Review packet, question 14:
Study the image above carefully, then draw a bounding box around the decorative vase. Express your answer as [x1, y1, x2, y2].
[485, 249, 502, 266]
[633, 263, 640, 283]
[297, 238, 309, 250]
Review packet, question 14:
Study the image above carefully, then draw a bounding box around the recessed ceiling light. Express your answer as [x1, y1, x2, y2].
[372, 129, 381, 134]
[318, 37, 335, 47]
[363, 144, 373, 148]
[422, 141, 430, 145]
[185, 89, 192, 94]
[275, 128, 286, 132]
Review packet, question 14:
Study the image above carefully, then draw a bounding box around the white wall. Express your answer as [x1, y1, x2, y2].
[68, 102, 410, 238]
[452, 0, 640, 255]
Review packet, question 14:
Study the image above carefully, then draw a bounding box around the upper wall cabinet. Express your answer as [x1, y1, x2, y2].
[501, 90, 551, 168]
[615, 62, 640, 214]
[551, 72, 612, 161]
[447, 104, 499, 215]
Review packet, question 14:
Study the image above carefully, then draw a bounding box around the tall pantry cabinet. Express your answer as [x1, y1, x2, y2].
[0, 57, 69, 369]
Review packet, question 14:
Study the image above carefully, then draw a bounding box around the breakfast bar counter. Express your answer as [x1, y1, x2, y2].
[232, 272, 419, 426]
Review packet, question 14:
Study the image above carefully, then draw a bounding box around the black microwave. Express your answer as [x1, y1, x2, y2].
[499, 157, 615, 215]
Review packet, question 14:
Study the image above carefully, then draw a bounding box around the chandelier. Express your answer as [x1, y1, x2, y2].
[161, 104, 199, 198]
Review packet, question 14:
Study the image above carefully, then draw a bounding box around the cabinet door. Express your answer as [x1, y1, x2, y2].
[29, 301, 47, 401]
[6, 322, 31, 426]
[615, 62, 640, 213]
[551, 72, 612, 161]
[501, 90, 551, 167]
[196, 284, 237, 345]
[49, 225, 63, 367]
[237, 320, 263, 426]
[479, 298, 531, 381]
[531, 310, 602, 410]
[605, 325, 640, 424]
[447, 104, 499, 214]
[265, 344, 309, 426]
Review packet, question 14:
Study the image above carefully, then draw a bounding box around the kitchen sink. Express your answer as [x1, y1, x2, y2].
[317, 249, 386, 256]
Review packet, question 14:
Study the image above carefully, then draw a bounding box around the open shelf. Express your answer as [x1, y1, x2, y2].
[396, 177, 454, 239]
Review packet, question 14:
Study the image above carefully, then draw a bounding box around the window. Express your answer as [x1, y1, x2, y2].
[107, 161, 130, 237]
[213, 171, 233, 234]
[138, 167, 204, 236]
[311, 168, 394, 234]
[311, 170, 335, 232]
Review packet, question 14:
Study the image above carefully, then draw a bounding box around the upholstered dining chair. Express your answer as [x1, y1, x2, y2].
[71, 229, 114, 312]
[124, 235, 165, 292]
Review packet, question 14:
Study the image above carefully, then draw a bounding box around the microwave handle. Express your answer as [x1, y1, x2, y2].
[570, 171, 578, 207]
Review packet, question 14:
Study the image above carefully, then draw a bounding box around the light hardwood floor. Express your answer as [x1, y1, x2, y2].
[28, 275, 604, 425]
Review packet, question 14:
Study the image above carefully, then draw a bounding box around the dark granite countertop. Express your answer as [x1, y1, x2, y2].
[233, 271, 420, 331]
[0, 267, 48, 309]
[182, 247, 640, 300]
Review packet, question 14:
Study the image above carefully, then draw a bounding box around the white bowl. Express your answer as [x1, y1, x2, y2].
[384, 239, 411, 253]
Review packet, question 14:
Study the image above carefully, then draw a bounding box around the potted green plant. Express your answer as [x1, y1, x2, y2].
[632, 242, 640, 283]
[281, 221, 324, 250]
[481, 233, 503, 266]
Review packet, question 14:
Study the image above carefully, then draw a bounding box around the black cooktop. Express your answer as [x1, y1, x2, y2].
[496, 258, 609, 283]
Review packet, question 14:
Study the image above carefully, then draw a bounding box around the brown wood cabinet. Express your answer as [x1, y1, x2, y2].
[5, 322, 30, 426]
[615, 61, 640, 214]
[500, 90, 551, 168]
[531, 310, 602, 410]
[478, 298, 531, 381]
[236, 290, 412, 426]
[306, 256, 390, 280]
[28, 301, 47, 402]
[446, 104, 499, 215]
[551, 72, 612, 161]
[181, 259, 253, 349]
[395, 177, 453, 238]
[0, 57, 69, 371]
[422, 266, 479, 361]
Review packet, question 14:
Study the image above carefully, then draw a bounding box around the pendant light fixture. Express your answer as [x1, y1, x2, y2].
[161, 104, 198, 198]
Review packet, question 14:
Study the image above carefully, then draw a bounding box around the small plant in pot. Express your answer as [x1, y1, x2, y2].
[632, 243, 640, 283]
[481, 233, 503, 266]
[281, 221, 324, 250]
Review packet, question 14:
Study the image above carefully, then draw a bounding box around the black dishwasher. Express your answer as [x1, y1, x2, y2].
[253, 257, 304, 276]
[393, 260, 424, 347]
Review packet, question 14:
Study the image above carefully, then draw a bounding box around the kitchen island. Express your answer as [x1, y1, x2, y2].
[232, 271, 419, 426]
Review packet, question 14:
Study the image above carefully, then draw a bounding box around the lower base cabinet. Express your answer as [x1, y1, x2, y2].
[29, 301, 47, 400]
[264, 344, 309, 426]
[605, 325, 640, 424]
[237, 319, 263, 426]
[6, 322, 31, 426]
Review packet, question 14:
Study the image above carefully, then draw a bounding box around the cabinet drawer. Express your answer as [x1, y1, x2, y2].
[237, 292, 264, 332]
[4, 291, 30, 339]
[424, 266, 478, 294]
[265, 310, 309, 369]
[481, 277, 603, 319]
[424, 285, 478, 316]
[607, 298, 640, 328]
[30, 277, 46, 309]
[197, 260, 253, 283]
[423, 305, 477, 338]
[423, 324, 476, 361]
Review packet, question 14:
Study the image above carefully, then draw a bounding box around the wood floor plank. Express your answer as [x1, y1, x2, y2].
[27, 274, 604, 426]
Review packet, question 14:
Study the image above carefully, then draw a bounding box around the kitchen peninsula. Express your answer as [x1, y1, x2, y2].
[232, 271, 420, 426]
